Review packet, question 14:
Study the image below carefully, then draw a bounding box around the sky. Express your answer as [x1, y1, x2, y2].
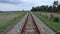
[0, 0, 60, 11]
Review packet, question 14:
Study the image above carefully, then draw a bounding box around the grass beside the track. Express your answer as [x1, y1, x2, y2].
[33, 12, 60, 34]
[0, 11, 27, 34]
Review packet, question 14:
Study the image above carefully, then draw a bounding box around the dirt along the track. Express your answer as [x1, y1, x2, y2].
[20, 13, 40, 34]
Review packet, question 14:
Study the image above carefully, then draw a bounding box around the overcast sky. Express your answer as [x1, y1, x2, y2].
[0, 0, 60, 11]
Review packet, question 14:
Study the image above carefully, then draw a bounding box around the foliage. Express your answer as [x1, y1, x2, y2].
[31, 1, 60, 12]
[31, 5, 48, 11]
[53, 17, 59, 22]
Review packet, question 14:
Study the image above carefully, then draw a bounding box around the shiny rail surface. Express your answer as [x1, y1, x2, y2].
[20, 13, 40, 34]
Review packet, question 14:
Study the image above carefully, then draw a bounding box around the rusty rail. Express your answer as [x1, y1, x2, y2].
[31, 12, 41, 34]
[20, 12, 41, 34]
[19, 13, 29, 34]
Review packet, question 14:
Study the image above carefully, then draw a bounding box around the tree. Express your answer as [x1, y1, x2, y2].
[31, 5, 48, 11]
[47, 6, 53, 12]
[31, 7, 36, 11]
[57, 4, 60, 12]
[31, 0, 60, 12]
[53, 1, 59, 12]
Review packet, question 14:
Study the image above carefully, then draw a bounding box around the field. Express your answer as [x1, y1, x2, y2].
[33, 12, 60, 34]
[0, 11, 27, 34]
[40, 12, 60, 18]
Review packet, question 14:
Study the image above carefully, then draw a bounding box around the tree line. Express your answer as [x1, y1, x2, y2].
[31, 1, 60, 12]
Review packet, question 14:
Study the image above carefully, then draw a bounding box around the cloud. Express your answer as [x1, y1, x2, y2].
[0, 0, 23, 5]
[0, 0, 60, 11]
[0, 3, 21, 11]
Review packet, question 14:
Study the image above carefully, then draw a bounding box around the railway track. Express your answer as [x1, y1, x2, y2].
[6, 12, 55, 34]
[20, 13, 41, 34]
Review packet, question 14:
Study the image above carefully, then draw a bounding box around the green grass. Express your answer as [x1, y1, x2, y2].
[0, 11, 27, 34]
[33, 12, 60, 34]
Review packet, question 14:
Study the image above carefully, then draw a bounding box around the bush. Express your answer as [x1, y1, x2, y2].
[13, 17, 16, 21]
[53, 17, 59, 22]
[56, 31, 60, 34]
[40, 13, 41, 15]
[50, 14, 53, 19]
